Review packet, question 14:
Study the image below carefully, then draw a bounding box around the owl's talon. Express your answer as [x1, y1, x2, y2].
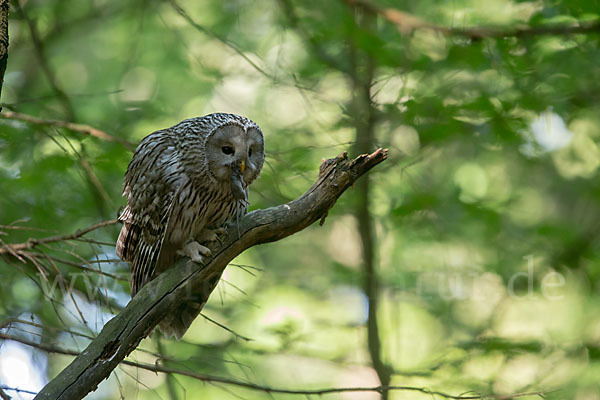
[198, 227, 226, 243]
[177, 241, 211, 263]
[213, 227, 227, 245]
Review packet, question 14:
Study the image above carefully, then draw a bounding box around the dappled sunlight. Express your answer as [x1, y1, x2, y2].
[1, 0, 599, 398]
[0, 343, 45, 400]
[380, 299, 446, 371]
[327, 215, 362, 268]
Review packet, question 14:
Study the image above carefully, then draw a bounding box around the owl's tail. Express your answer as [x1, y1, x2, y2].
[158, 300, 204, 340]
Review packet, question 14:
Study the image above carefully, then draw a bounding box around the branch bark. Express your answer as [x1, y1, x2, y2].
[0, 0, 9, 111]
[34, 148, 388, 400]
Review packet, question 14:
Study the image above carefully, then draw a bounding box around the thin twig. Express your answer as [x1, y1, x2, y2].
[168, 0, 272, 79]
[23, 248, 126, 280]
[277, 0, 350, 73]
[199, 313, 253, 342]
[0, 223, 57, 233]
[1, 387, 38, 397]
[13, 0, 75, 120]
[344, 0, 600, 39]
[0, 219, 118, 255]
[79, 156, 115, 207]
[0, 318, 96, 340]
[228, 263, 263, 276]
[0, 111, 136, 150]
[0, 332, 548, 399]
[0, 89, 124, 111]
[44, 130, 112, 217]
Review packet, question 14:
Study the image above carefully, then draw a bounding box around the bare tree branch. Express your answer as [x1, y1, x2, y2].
[0, 219, 126, 314]
[42, 131, 114, 217]
[277, 0, 351, 73]
[0, 331, 547, 400]
[13, 0, 75, 120]
[0, 387, 37, 397]
[199, 313, 253, 342]
[76, 155, 113, 206]
[0, 219, 118, 256]
[344, 0, 600, 39]
[168, 0, 272, 79]
[0, 111, 136, 150]
[33, 149, 387, 399]
[24, 253, 126, 281]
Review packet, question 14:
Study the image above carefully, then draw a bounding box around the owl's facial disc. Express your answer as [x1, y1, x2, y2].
[243, 127, 265, 183]
[206, 124, 265, 186]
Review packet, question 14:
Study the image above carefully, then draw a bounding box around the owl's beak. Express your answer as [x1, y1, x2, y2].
[240, 160, 245, 173]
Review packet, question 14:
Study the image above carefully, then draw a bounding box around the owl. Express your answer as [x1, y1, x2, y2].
[116, 113, 265, 339]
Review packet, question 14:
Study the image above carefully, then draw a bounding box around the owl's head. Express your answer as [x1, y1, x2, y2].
[203, 117, 265, 199]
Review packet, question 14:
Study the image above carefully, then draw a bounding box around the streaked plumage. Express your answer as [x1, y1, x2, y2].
[116, 113, 265, 339]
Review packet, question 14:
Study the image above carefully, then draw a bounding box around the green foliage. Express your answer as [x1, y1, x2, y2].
[1, 0, 599, 399]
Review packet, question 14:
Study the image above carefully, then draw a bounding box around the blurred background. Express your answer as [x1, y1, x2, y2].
[0, 0, 599, 399]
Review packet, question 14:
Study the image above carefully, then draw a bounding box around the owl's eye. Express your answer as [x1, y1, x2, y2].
[221, 146, 234, 155]
[248, 148, 253, 157]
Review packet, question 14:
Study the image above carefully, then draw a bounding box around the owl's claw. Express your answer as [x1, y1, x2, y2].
[177, 241, 211, 263]
[197, 227, 226, 244]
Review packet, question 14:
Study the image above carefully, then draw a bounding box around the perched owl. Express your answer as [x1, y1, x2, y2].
[116, 113, 265, 339]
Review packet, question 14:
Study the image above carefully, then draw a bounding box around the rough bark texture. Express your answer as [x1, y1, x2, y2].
[0, 0, 9, 110]
[34, 148, 388, 400]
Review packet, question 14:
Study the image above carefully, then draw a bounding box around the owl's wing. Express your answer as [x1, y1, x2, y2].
[118, 196, 175, 296]
[117, 133, 180, 296]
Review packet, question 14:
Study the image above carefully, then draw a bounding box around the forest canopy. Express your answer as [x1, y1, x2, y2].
[0, 0, 599, 399]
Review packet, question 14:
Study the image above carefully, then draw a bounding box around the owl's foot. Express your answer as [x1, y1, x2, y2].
[177, 241, 211, 263]
[198, 227, 226, 243]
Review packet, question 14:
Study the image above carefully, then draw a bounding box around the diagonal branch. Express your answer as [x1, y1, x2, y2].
[0, 111, 136, 150]
[34, 149, 388, 400]
[344, 0, 600, 39]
